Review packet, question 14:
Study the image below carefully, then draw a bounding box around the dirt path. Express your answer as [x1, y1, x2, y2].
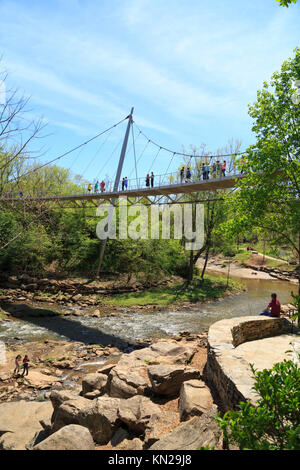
[196, 254, 297, 283]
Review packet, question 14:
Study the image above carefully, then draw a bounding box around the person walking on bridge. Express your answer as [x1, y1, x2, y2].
[100, 180, 105, 192]
[180, 167, 185, 183]
[146, 174, 150, 187]
[124, 177, 128, 190]
[212, 162, 217, 178]
[94, 181, 99, 193]
[186, 167, 191, 183]
[150, 172, 154, 188]
[88, 183, 92, 193]
[222, 161, 226, 177]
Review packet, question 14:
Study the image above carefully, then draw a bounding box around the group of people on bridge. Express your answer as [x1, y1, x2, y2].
[88, 180, 106, 194]
[84, 158, 241, 195]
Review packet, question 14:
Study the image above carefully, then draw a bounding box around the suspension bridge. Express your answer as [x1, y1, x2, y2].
[0, 108, 245, 209]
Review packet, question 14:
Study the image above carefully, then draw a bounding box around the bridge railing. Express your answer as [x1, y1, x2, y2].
[0, 164, 244, 200]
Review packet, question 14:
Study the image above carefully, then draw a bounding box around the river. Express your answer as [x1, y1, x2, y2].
[0, 274, 295, 347]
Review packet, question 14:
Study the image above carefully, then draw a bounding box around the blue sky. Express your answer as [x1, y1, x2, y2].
[0, 0, 299, 184]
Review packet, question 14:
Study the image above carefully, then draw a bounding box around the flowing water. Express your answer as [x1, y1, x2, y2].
[0, 275, 295, 347]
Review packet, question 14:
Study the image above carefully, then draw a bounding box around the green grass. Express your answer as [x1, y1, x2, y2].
[100, 275, 243, 308]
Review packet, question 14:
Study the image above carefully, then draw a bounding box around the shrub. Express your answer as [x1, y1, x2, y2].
[216, 358, 300, 450]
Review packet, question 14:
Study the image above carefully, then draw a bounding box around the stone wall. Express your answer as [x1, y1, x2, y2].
[205, 316, 289, 412]
[231, 317, 284, 347]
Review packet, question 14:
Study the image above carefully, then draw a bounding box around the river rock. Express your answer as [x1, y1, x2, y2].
[148, 364, 201, 397]
[75, 397, 122, 444]
[144, 411, 180, 448]
[148, 341, 198, 364]
[51, 397, 93, 433]
[178, 379, 214, 421]
[110, 427, 130, 447]
[117, 396, 161, 433]
[32, 424, 95, 450]
[82, 373, 108, 396]
[50, 390, 79, 417]
[0, 400, 53, 450]
[106, 340, 198, 399]
[23, 370, 61, 389]
[115, 438, 144, 450]
[149, 405, 222, 450]
[108, 363, 151, 398]
[52, 395, 121, 445]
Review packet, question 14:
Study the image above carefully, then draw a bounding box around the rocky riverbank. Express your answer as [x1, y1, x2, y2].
[0, 302, 296, 451]
[0, 332, 219, 450]
[0, 273, 179, 310]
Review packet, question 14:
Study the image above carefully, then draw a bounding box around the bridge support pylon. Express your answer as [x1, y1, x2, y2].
[96, 107, 134, 278]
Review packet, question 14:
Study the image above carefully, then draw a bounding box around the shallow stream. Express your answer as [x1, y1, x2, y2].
[0, 274, 295, 347]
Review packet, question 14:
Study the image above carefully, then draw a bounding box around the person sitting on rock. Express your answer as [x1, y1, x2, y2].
[259, 293, 281, 318]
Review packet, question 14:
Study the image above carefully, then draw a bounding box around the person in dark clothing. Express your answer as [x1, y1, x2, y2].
[146, 174, 150, 187]
[150, 172, 154, 188]
[21, 355, 30, 376]
[186, 167, 191, 182]
[180, 167, 185, 183]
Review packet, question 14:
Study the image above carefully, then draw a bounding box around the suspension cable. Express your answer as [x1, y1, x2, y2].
[9, 116, 128, 185]
[133, 121, 243, 159]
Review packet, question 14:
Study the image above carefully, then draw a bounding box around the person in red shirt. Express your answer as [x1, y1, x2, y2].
[260, 293, 281, 318]
[21, 355, 30, 376]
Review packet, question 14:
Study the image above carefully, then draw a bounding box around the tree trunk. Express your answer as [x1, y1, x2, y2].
[201, 244, 210, 281]
[187, 250, 194, 285]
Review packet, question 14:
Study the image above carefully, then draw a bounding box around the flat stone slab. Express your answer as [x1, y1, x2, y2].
[206, 316, 300, 410]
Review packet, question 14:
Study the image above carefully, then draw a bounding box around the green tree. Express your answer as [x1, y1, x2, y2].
[224, 48, 300, 295]
[276, 0, 298, 7]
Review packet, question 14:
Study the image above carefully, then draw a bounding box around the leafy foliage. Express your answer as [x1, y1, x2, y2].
[276, 0, 298, 7]
[217, 359, 300, 450]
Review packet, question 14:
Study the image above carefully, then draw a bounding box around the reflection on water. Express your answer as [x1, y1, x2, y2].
[0, 276, 295, 344]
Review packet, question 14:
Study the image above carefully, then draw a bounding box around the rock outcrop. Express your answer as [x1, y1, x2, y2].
[32, 424, 95, 450]
[149, 405, 222, 450]
[0, 400, 53, 450]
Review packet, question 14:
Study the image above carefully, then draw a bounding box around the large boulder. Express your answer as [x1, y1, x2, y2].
[108, 362, 151, 399]
[148, 364, 201, 397]
[81, 373, 107, 397]
[32, 424, 95, 450]
[117, 395, 160, 433]
[50, 390, 79, 413]
[144, 411, 180, 448]
[148, 341, 198, 364]
[106, 341, 198, 399]
[178, 379, 214, 421]
[149, 405, 222, 450]
[23, 370, 61, 389]
[0, 401, 53, 450]
[75, 397, 121, 444]
[51, 397, 93, 433]
[52, 395, 121, 445]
